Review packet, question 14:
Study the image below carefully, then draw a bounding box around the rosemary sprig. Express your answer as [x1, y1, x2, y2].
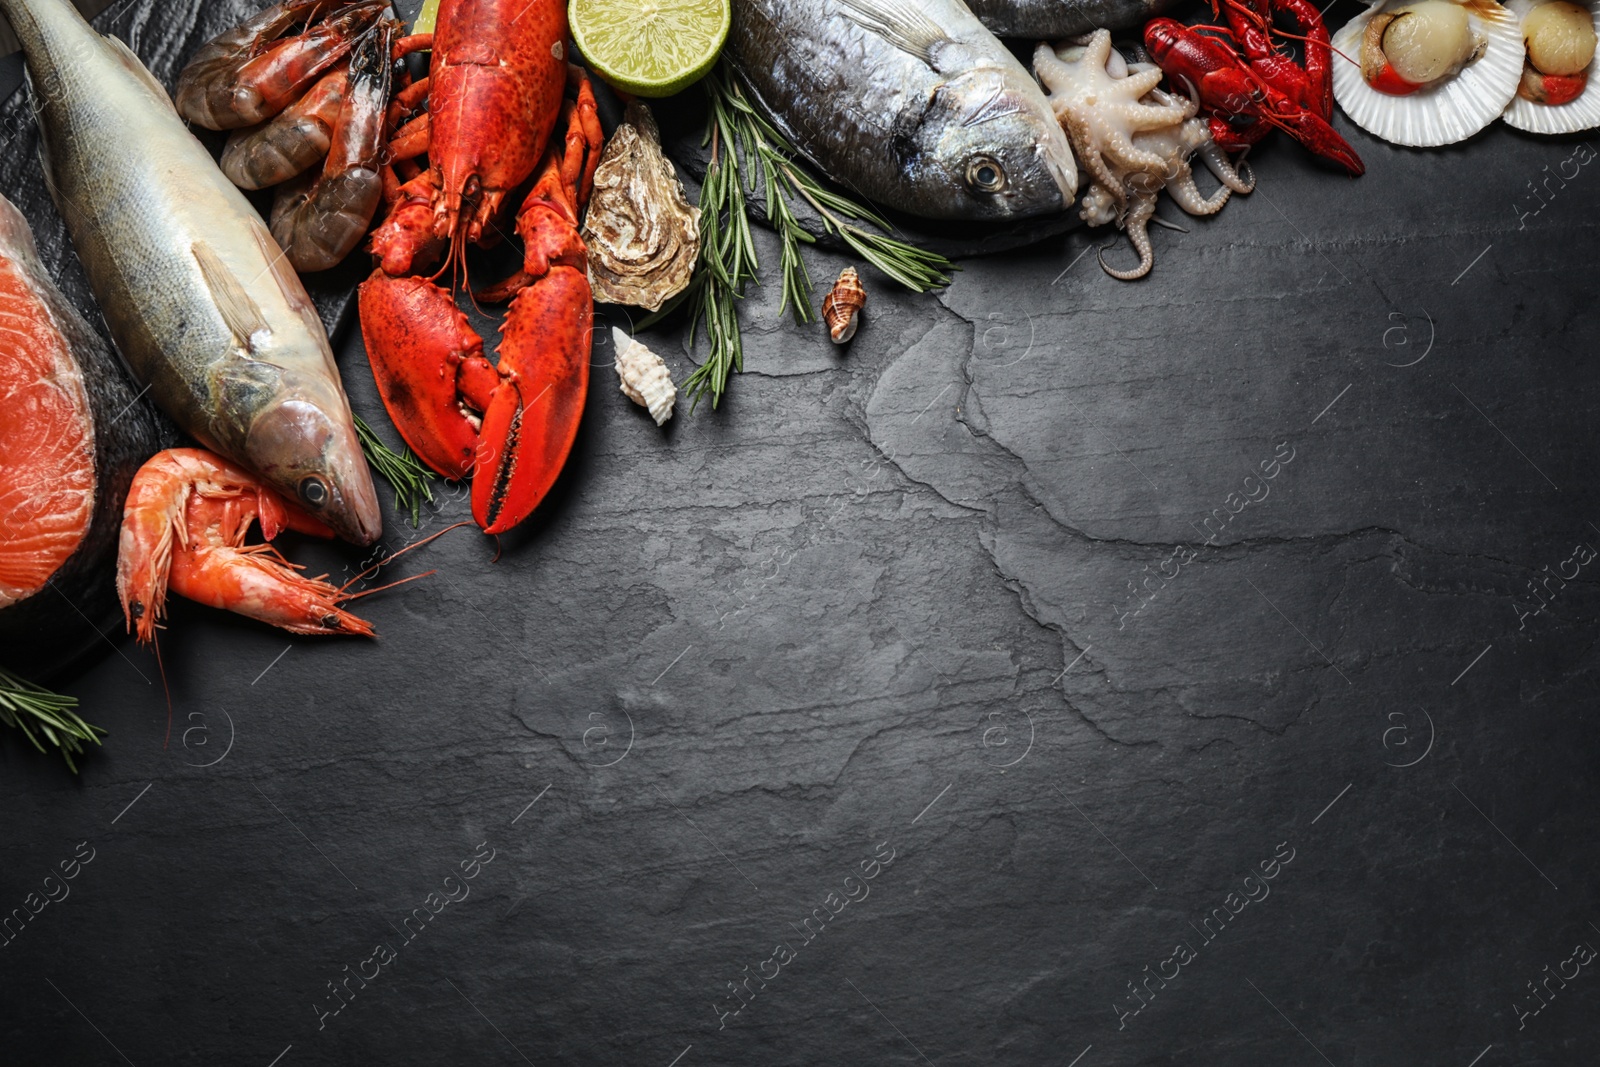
[642, 65, 955, 409]
[0, 668, 102, 774]
[356, 414, 440, 527]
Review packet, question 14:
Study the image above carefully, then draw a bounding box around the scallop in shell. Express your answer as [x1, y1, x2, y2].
[1502, 0, 1600, 132]
[1333, 0, 1524, 145]
[613, 329, 677, 427]
[582, 102, 702, 312]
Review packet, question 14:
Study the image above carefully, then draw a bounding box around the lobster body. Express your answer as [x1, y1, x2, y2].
[359, 0, 602, 535]
[429, 0, 570, 248]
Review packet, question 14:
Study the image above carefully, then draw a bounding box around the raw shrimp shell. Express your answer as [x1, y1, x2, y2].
[1502, 0, 1600, 132]
[1333, 0, 1524, 145]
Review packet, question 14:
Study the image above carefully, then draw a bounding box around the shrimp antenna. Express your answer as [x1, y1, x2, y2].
[154, 633, 174, 751]
[346, 570, 437, 601]
[337, 521, 472, 594]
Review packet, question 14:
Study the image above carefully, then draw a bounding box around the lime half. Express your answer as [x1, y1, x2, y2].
[569, 0, 730, 98]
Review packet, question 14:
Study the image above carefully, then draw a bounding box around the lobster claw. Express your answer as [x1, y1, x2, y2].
[473, 274, 591, 534]
[357, 271, 483, 480]
[357, 167, 592, 535]
[471, 163, 593, 535]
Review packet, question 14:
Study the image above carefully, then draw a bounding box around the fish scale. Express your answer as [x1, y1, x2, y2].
[728, 0, 1078, 220]
[963, 0, 1180, 38]
[0, 0, 382, 545]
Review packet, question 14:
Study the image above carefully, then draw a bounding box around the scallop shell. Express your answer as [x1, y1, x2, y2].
[613, 329, 676, 426]
[821, 267, 867, 344]
[1502, 0, 1600, 132]
[1333, 0, 1525, 146]
[582, 103, 701, 312]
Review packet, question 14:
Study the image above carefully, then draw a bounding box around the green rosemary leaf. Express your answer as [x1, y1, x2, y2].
[356, 414, 440, 527]
[0, 668, 103, 774]
[673, 63, 956, 408]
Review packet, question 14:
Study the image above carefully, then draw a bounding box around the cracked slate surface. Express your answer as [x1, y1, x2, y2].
[3, 0, 1600, 1064]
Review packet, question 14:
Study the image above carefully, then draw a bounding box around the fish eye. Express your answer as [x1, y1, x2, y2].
[298, 476, 329, 509]
[966, 156, 1007, 193]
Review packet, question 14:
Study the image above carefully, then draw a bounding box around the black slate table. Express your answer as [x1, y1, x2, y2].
[2, 1, 1598, 1065]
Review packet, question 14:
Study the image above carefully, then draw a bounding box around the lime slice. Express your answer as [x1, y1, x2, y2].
[569, 0, 730, 98]
[413, 0, 441, 34]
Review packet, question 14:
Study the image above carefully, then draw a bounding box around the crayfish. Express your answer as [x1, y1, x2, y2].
[1145, 0, 1367, 175]
[358, 0, 603, 536]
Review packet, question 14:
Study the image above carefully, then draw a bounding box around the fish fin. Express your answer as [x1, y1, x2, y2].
[104, 34, 177, 112]
[193, 241, 271, 353]
[833, 0, 946, 65]
[25, 67, 56, 186]
[250, 219, 326, 342]
[959, 82, 1026, 128]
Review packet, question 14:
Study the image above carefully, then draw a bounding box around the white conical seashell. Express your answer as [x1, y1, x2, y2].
[1502, 0, 1600, 132]
[1333, 0, 1524, 146]
[613, 328, 676, 427]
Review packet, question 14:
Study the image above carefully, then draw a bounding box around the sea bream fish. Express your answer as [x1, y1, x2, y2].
[729, 0, 1078, 219]
[963, 0, 1178, 38]
[0, 0, 382, 545]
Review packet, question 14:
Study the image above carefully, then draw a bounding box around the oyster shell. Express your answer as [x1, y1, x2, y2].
[613, 328, 677, 427]
[583, 102, 701, 312]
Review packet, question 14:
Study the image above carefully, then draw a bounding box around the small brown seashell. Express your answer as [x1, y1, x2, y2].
[821, 267, 867, 345]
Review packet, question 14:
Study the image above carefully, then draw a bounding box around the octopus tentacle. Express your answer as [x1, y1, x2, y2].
[1100, 194, 1157, 281]
[1069, 116, 1129, 210]
[1200, 142, 1256, 193]
[1103, 130, 1172, 174]
[1167, 166, 1232, 215]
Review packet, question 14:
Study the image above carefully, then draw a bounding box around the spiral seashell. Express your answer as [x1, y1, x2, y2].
[821, 267, 867, 344]
[613, 328, 676, 427]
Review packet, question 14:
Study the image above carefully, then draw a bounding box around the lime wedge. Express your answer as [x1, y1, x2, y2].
[413, 0, 441, 34]
[569, 0, 730, 98]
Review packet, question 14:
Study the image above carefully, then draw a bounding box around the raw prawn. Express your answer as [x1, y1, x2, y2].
[175, 0, 387, 130]
[117, 448, 375, 643]
[269, 19, 395, 272]
[221, 68, 350, 190]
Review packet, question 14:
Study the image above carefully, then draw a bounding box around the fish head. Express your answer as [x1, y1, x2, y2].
[905, 66, 1079, 219]
[245, 391, 383, 546]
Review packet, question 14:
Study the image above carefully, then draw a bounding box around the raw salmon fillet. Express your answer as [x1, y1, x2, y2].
[0, 191, 165, 676]
[0, 254, 95, 608]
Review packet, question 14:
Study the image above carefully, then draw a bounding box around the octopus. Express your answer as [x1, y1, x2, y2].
[1035, 31, 1255, 280]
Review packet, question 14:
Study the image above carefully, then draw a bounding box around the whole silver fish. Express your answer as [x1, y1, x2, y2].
[0, 0, 382, 545]
[729, 0, 1077, 220]
[963, 0, 1178, 38]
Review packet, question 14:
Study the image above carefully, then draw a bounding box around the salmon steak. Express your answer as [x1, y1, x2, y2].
[0, 192, 165, 677]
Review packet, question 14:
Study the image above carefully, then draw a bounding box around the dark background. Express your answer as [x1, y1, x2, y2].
[2, 1, 1598, 1065]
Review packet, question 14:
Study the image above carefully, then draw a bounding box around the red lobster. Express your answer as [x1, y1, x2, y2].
[1145, 0, 1365, 176]
[358, 0, 603, 535]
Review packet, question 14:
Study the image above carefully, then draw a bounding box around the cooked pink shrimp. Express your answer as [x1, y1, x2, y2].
[116, 448, 374, 644]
